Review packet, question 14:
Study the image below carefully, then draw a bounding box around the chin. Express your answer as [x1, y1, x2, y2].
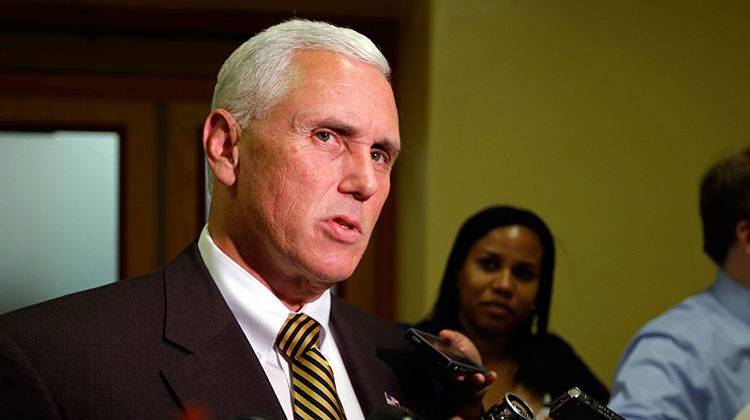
[478, 321, 519, 337]
[315, 252, 363, 280]
[304, 261, 358, 284]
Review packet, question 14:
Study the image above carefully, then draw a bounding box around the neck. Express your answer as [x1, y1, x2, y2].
[206, 221, 327, 312]
[474, 336, 515, 365]
[460, 321, 515, 364]
[723, 248, 750, 288]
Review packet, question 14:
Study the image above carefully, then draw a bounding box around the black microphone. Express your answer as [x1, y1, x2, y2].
[481, 393, 535, 420]
[367, 404, 422, 420]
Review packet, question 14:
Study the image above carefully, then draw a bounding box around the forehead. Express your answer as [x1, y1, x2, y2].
[289, 49, 388, 85]
[279, 50, 400, 141]
[474, 225, 543, 257]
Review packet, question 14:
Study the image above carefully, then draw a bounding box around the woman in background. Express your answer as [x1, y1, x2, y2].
[417, 205, 608, 416]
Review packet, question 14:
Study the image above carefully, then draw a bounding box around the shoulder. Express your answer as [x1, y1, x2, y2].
[2, 270, 162, 326]
[0, 269, 170, 418]
[0, 269, 167, 370]
[330, 297, 408, 349]
[628, 291, 724, 359]
[329, 298, 440, 415]
[0, 242, 205, 340]
[525, 333, 609, 402]
[608, 293, 721, 418]
[527, 333, 591, 370]
[647, 292, 712, 327]
[532, 333, 575, 355]
[613, 294, 718, 379]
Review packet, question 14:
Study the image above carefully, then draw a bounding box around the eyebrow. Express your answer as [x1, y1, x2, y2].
[301, 116, 401, 159]
[375, 139, 401, 162]
[314, 117, 359, 136]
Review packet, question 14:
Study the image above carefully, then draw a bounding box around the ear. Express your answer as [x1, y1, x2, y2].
[735, 219, 750, 255]
[203, 109, 241, 187]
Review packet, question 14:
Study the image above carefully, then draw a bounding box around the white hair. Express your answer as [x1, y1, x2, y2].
[211, 19, 391, 128]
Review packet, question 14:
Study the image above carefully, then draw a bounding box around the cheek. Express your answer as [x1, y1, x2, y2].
[517, 283, 540, 311]
[456, 285, 476, 324]
[259, 154, 317, 211]
[366, 189, 387, 217]
[457, 270, 485, 303]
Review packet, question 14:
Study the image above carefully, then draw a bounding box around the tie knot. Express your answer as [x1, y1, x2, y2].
[275, 313, 322, 359]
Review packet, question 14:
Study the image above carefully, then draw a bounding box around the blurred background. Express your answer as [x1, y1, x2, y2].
[1, 0, 749, 388]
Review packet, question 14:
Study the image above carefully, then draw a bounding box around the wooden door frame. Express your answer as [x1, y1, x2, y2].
[0, 96, 159, 278]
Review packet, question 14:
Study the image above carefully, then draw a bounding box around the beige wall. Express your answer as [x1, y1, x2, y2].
[396, 0, 750, 386]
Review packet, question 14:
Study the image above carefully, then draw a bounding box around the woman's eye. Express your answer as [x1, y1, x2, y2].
[478, 257, 499, 271]
[513, 266, 537, 281]
[315, 131, 333, 142]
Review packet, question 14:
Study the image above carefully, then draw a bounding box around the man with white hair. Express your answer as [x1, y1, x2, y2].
[0, 19, 492, 419]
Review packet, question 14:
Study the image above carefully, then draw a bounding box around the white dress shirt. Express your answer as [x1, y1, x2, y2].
[197, 226, 365, 420]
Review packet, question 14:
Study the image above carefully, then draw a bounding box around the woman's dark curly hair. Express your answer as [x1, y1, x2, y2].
[422, 205, 556, 338]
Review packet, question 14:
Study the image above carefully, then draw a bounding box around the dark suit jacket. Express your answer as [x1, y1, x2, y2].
[0, 243, 436, 419]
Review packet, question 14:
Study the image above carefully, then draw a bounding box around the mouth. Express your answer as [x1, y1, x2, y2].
[332, 216, 361, 233]
[322, 215, 363, 244]
[480, 301, 515, 317]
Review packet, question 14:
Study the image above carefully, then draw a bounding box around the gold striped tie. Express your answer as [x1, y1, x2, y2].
[276, 313, 347, 420]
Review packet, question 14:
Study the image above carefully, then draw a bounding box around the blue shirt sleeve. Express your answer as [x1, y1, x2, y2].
[609, 332, 708, 420]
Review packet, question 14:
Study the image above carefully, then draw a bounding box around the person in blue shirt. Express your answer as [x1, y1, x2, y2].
[609, 148, 750, 419]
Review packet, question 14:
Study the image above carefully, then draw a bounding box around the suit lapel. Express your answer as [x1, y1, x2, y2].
[159, 244, 285, 419]
[329, 300, 403, 415]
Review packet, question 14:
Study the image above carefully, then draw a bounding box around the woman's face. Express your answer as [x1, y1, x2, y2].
[457, 225, 543, 337]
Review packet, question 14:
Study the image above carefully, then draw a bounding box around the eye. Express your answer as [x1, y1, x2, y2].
[371, 149, 390, 164]
[477, 256, 500, 272]
[512, 265, 538, 282]
[314, 131, 333, 143]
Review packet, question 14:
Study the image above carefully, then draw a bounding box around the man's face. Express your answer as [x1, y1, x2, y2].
[234, 50, 399, 286]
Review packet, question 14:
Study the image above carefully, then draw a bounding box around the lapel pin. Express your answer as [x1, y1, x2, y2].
[384, 392, 400, 406]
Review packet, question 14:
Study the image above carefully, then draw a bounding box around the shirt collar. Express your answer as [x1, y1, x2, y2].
[197, 226, 332, 361]
[712, 270, 750, 327]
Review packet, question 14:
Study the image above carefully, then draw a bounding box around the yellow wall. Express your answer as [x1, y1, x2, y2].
[396, 0, 750, 386]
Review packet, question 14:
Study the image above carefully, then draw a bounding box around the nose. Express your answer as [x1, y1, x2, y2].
[338, 150, 379, 201]
[490, 269, 514, 295]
